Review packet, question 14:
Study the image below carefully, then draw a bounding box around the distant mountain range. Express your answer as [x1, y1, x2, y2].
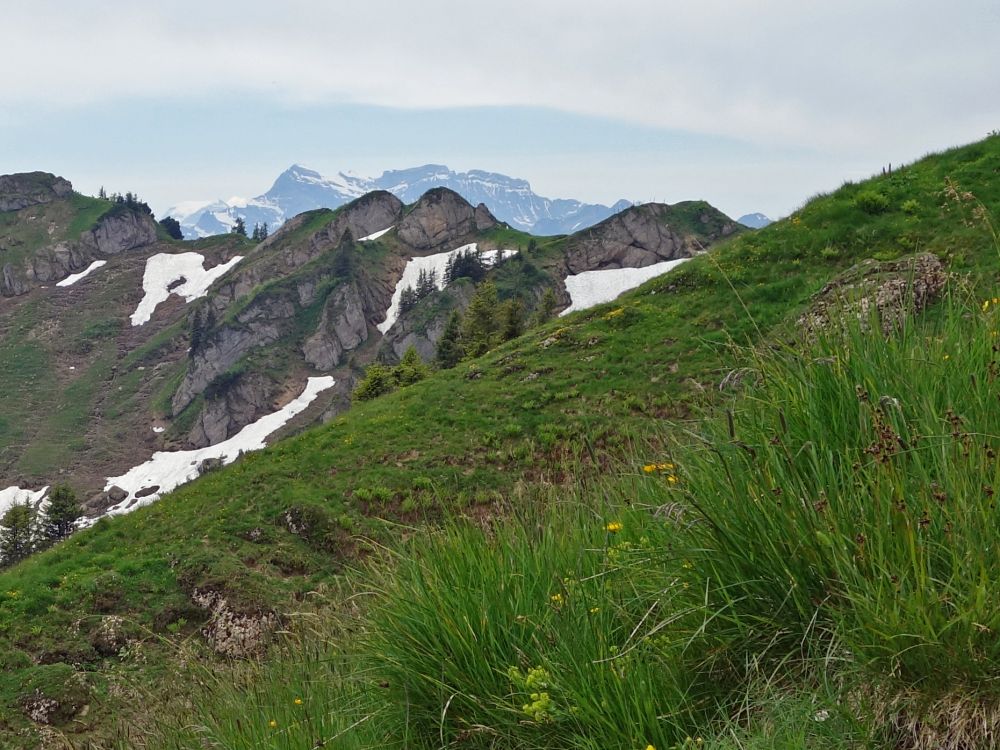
[737, 212, 773, 229]
[166, 164, 635, 239]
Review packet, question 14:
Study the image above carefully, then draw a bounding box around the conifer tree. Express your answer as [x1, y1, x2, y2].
[260, 222, 269, 240]
[0, 503, 34, 566]
[435, 310, 464, 369]
[500, 297, 525, 341]
[534, 288, 558, 324]
[232, 216, 247, 237]
[462, 281, 501, 358]
[352, 363, 396, 401]
[416, 268, 438, 299]
[394, 346, 430, 386]
[40, 485, 81, 543]
[399, 286, 418, 314]
[159, 216, 183, 240]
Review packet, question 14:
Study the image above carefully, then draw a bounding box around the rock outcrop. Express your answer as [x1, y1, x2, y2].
[396, 188, 497, 250]
[172, 301, 291, 415]
[0, 172, 73, 212]
[302, 283, 369, 370]
[562, 202, 740, 274]
[186, 371, 278, 447]
[797, 252, 948, 336]
[2, 205, 158, 294]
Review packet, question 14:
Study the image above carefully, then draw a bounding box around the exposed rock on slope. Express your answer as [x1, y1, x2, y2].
[0, 172, 72, 212]
[563, 202, 740, 274]
[397, 188, 497, 249]
[302, 283, 369, 371]
[797, 252, 948, 336]
[0, 172, 158, 296]
[25, 210, 159, 285]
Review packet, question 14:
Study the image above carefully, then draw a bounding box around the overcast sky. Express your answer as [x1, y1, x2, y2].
[1, 0, 998, 220]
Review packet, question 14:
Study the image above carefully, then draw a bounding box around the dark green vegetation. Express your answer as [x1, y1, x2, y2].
[0, 136, 997, 748]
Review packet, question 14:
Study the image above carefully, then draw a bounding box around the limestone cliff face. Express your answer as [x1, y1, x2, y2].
[562, 202, 740, 274]
[186, 371, 277, 447]
[23, 210, 159, 285]
[172, 297, 294, 416]
[0, 172, 73, 212]
[396, 188, 497, 250]
[302, 283, 369, 371]
[0, 199, 158, 295]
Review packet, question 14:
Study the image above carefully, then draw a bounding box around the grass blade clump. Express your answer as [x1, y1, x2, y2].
[665, 290, 1000, 718]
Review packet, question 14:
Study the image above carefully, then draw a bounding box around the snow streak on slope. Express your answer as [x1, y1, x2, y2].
[131, 253, 243, 326]
[560, 259, 691, 317]
[377, 244, 517, 334]
[99, 377, 335, 518]
[0, 486, 48, 518]
[358, 226, 394, 242]
[56, 260, 107, 287]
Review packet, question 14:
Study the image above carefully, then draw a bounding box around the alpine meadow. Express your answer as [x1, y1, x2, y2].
[0, 3, 998, 749]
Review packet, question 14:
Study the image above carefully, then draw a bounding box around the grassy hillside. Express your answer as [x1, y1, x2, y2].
[0, 135, 998, 748]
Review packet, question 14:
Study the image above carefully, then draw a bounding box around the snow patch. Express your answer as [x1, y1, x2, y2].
[358, 225, 394, 242]
[560, 259, 691, 317]
[0, 486, 49, 518]
[56, 260, 107, 287]
[98, 377, 335, 518]
[152, 426, 165, 434]
[131, 253, 243, 326]
[377, 243, 517, 334]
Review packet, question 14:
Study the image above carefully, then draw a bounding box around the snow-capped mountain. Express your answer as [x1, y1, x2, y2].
[737, 212, 773, 229]
[166, 164, 631, 239]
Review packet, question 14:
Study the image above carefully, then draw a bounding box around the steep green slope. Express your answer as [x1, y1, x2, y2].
[0, 135, 998, 747]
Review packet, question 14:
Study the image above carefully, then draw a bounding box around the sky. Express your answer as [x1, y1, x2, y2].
[1, 0, 998, 221]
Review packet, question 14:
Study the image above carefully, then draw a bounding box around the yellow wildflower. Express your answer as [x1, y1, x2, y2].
[606, 520, 623, 533]
[294, 697, 303, 705]
[642, 464, 656, 473]
[646, 745, 657, 750]
[590, 606, 600, 614]
[269, 719, 277, 728]
[667, 474, 679, 484]
[550, 593, 564, 605]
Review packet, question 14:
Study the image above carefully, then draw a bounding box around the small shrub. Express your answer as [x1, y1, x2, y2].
[853, 190, 890, 214]
[901, 198, 920, 215]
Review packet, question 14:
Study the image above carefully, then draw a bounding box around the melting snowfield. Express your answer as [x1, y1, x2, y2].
[358, 225, 394, 242]
[378, 243, 517, 334]
[0, 486, 49, 518]
[131, 252, 244, 326]
[98, 376, 335, 518]
[56, 260, 107, 287]
[560, 258, 690, 317]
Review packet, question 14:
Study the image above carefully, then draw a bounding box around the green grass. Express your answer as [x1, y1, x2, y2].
[0, 135, 998, 747]
[151, 284, 996, 750]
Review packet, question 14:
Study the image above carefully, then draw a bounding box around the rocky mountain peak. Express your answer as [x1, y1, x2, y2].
[396, 188, 497, 250]
[0, 171, 73, 212]
[563, 201, 740, 273]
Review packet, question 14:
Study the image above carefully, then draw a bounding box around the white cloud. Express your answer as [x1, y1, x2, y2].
[3, 0, 998, 158]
